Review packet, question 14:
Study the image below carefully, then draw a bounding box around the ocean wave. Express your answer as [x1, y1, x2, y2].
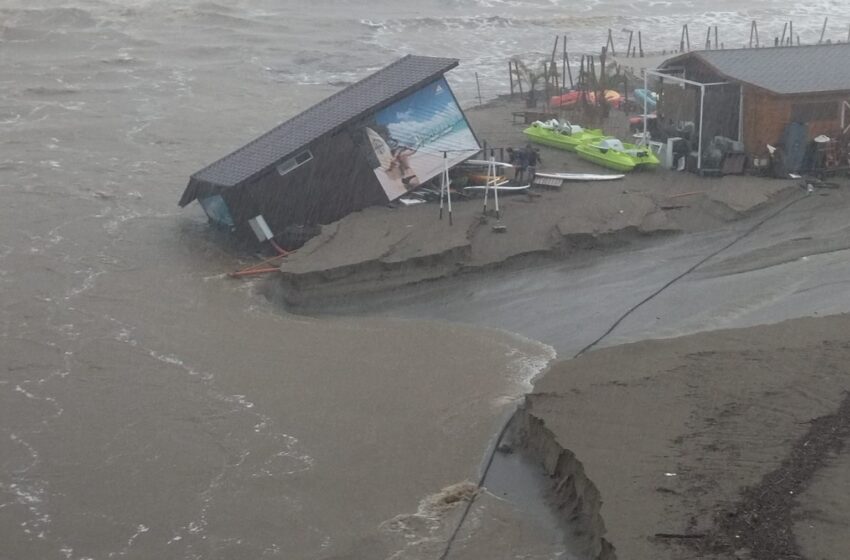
[24, 86, 81, 96]
[0, 7, 97, 29]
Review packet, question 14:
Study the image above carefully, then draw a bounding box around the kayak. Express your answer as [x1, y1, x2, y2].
[550, 89, 623, 109]
[575, 138, 660, 172]
[523, 120, 604, 152]
[534, 172, 625, 181]
[633, 88, 658, 111]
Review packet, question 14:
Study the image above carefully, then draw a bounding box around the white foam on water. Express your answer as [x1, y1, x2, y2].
[379, 481, 479, 559]
[105, 318, 315, 547]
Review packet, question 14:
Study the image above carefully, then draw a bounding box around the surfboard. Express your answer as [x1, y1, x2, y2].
[462, 159, 514, 168]
[464, 184, 530, 192]
[365, 127, 393, 170]
[534, 172, 625, 181]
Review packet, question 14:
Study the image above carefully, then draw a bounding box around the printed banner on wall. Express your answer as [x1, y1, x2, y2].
[362, 78, 480, 201]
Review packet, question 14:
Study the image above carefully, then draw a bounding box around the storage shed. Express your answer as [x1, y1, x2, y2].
[179, 55, 479, 242]
[656, 44, 850, 170]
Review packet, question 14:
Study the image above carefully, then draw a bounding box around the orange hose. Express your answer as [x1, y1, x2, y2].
[228, 267, 280, 278]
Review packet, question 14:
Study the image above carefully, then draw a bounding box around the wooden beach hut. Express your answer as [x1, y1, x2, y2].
[179, 55, 479, 244]
[653, 44, 850, 170]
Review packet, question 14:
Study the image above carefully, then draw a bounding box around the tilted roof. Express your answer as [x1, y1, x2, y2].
[660, 43, 850, 95]
[180, 55, 458, 206]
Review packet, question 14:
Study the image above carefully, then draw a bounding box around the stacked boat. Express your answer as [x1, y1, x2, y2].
[523, 120, 604, 152]
[575, 138, 659, 172]
[524, 119, 659, 173]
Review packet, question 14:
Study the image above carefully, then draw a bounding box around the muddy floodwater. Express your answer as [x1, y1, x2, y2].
[3, 1, 849, 559]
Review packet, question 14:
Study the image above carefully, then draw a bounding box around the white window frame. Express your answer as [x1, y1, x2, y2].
[276, 149, 313, 176]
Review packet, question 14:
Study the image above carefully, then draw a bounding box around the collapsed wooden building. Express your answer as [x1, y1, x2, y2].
[179, 55, 480, 244]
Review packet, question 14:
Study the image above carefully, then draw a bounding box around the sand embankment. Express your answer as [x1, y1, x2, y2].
[515, 314, 850, 560]
[273, 97, 795, 307]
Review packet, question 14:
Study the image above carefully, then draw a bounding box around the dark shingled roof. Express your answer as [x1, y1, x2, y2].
[180, 55, 458, 206]
[661, 44, 850, 95]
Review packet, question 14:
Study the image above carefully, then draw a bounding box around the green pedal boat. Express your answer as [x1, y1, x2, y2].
[575, 137, 660, 172]
[523, 120, 604, 152]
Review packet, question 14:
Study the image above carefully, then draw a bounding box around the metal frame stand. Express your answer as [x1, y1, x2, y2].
[439, 151, 452, 225]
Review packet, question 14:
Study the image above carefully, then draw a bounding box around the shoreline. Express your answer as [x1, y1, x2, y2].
[257, 98, 850, 560]
[269, 97, 797, 311]
[506, 314, 850, 560]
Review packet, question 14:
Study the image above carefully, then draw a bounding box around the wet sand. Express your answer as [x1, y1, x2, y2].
[520, 314, 850, 560]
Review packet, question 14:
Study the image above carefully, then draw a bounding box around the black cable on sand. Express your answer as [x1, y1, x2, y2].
[437, 188, 810, 560]
[574, 190, 810, 357]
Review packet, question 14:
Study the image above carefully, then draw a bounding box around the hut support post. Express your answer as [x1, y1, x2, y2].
[638, 31, 644, 57]
[508, 62, 514, 98]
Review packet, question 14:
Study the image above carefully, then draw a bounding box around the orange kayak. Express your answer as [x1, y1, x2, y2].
[550, 89, 622, 109]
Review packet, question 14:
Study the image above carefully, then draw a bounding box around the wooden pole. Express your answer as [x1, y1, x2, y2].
[564, 35, 574, 89]
[780, 22, 787, 46]
[714, 26, 719, 49]
[514, 60, 523, 99]
[638, 31, 644, 57]
[606, 28, 616, 56]
[789, 21, 793, 46]
[705, 26, 711, 50]
[475, 72, 482, 106]
[820, 17, 828, 44]
[626, 30, 633, 58]
[550, 37, 559, 101]
[561, 36, 566, 94]
[508, 61, 514, 98]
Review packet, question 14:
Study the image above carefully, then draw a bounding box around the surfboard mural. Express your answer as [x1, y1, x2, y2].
[361, 77, 480, 201]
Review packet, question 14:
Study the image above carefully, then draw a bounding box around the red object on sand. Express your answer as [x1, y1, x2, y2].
[550, 90, 623, 109]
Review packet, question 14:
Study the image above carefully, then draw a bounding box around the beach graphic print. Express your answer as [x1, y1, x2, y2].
[363, 78, 479, 200]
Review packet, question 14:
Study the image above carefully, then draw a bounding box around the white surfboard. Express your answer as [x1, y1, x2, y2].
[464, 183, 530, 192]
[463, 159, 514, 168]
[535, 172, 625, 181]
[365, 127, 393, 170]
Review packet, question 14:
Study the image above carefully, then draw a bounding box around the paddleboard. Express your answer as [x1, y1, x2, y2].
[463, 159, 514, 168]
[464, 184, 530, 191]
[535, 172, 625, 181]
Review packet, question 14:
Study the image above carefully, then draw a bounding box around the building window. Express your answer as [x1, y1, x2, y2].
[791, 101, 838, 123]
[276, 150, 313, 176]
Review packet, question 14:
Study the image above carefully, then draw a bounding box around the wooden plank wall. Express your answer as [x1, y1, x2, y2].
[742, 87, 848, 156]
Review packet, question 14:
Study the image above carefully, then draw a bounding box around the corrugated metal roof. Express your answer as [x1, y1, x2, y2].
[182, 55, 458, 203]
[661, 44, 850, 95]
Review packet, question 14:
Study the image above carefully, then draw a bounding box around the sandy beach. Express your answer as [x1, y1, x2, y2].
[515, 314, 850, 560]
